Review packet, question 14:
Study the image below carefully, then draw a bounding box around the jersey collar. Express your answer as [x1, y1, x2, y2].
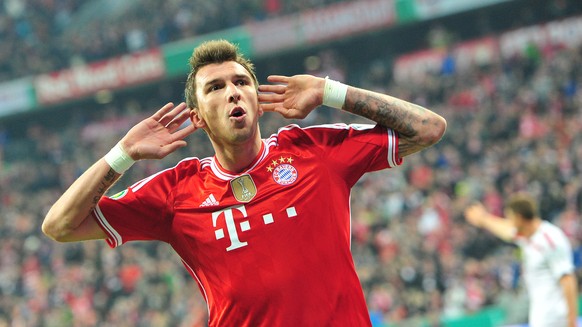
[210, 140, 268, 181]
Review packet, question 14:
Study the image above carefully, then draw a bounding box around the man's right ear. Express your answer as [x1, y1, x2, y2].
[190, 109, 206, 129]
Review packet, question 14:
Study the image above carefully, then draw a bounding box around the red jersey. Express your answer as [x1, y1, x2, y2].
[93, 123, 401, 326]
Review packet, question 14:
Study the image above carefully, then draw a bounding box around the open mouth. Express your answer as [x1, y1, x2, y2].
[229, 107, 246, 118]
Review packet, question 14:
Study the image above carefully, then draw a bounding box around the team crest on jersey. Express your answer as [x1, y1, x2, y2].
[230, 174, 257, 203]
[267, 156, 298, 186]
[272, 164, 298, 186]
[110, 189, 128, 200]
[273, 164, 297, 185]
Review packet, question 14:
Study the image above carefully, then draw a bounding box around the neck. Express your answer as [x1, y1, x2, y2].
[520, 218, 542, 238]
[212, 136, 263, 173]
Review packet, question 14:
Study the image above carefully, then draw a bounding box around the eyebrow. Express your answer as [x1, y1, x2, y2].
[202, 74, 251, 89]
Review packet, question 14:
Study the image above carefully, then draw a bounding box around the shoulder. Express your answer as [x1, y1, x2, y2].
[266, 124, 387, 157]
[271, 123, 379, 140]
[275, 123, 376, 133]
[130, 156, 210, 190]
[540, 221, 567, 237]
[539, 221, 570, 250]
[174, 156, 211, 171]
[265, 124, 311, 146]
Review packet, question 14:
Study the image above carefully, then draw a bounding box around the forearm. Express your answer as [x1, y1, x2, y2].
[42, 159, 120, 241]
[41, 102, 194, 242]
[342, 86, 446, 154]
[560, 274, 578, 327]
[259, 75, 446, 156]
[478, 214, 516, 242]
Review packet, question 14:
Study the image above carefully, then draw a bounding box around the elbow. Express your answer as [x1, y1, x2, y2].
[421, 115, 447, 146]
[42, 214, 68, 243]
[41, 219, 60, 242]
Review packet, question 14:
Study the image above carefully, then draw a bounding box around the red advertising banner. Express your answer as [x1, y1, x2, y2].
[34, 49, 165, 105]
[453, 37, 498, 71]
[393, 49, 446, 83]
[394, 15, 582, 82]
[248, 0, 396, 56]
[394, 37, 498, 83]
[300, 0, 395, 44]
[247, 16, 302, 57]
[499, 16, 582, 58]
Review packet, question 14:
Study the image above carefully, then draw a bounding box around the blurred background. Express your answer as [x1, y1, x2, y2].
[1, 0, 582, 326]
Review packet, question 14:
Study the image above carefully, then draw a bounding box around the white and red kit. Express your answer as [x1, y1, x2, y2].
[514, 221, 575, 327]
[93, 123, 401, 326]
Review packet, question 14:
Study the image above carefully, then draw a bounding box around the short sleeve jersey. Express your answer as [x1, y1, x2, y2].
[93, 124, 401, 327]
[514, 221, 575, 327]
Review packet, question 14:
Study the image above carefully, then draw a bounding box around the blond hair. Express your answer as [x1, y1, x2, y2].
[184, 40, 258, 109]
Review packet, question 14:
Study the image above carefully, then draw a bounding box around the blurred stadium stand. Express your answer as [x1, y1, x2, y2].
[1, 0, 582, 326]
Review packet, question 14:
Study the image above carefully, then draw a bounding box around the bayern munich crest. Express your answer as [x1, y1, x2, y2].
[272, 164, 298, 185]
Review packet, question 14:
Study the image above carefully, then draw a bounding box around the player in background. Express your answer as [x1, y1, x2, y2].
[42, 40, 446, 326]
[464, 193, 578, 327]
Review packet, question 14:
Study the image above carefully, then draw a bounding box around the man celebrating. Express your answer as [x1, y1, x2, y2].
[43, 40, 446, 326]
[465, 194, 578, 327]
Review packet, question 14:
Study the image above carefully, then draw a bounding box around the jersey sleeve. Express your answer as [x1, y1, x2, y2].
[290, 123, 402, 186]
[92, 168, 177, 248]
[546, 228, 575, 280]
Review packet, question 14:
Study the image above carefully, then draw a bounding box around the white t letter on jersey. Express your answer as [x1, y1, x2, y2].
[212, 205, 249, 251]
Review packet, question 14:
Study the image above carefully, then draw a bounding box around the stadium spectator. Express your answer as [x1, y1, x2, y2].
[0, 0, 357, 82]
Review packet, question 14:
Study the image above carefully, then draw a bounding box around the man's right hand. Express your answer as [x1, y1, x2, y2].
[121, 102, 198, 161]
[464, 203, 488, 227]
[42, 102, 198, 242]
[464, 202, 517, 241]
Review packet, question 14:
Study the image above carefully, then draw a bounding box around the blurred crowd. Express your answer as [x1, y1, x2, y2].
[0, 0, 354, 83]
[352, 39, 582, 327]
[3, 0, 582, 326]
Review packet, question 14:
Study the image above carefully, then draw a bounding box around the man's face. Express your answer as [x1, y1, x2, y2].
[505, 208, 525, 231]
[191, 61, 262, 146]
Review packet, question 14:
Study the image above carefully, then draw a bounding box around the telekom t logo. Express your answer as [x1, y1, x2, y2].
[212, 205, 249, 251]
[212, 204, 297, 251]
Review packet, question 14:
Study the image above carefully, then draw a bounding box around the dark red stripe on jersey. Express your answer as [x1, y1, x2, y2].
[542, 231, 556, 250]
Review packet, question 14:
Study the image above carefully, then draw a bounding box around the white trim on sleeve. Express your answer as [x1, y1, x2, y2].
[387, 128, 402, 168]
[93, 204, 123, 248]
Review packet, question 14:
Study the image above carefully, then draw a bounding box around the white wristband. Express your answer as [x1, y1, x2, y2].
[322, 76, 348, 109]
[104, 143, 135, 174]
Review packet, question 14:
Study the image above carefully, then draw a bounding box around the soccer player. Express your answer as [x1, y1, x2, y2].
[42, 40, 447, 326]
[464, 194, 578, 327]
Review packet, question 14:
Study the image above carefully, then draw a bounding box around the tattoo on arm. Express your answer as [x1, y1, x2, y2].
[347, 92, 427, 137]
[344, 89, 443, 157]
[90, 168, 119, 212]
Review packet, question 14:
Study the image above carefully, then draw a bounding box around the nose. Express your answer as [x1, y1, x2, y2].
[227, 83, 241, 103]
